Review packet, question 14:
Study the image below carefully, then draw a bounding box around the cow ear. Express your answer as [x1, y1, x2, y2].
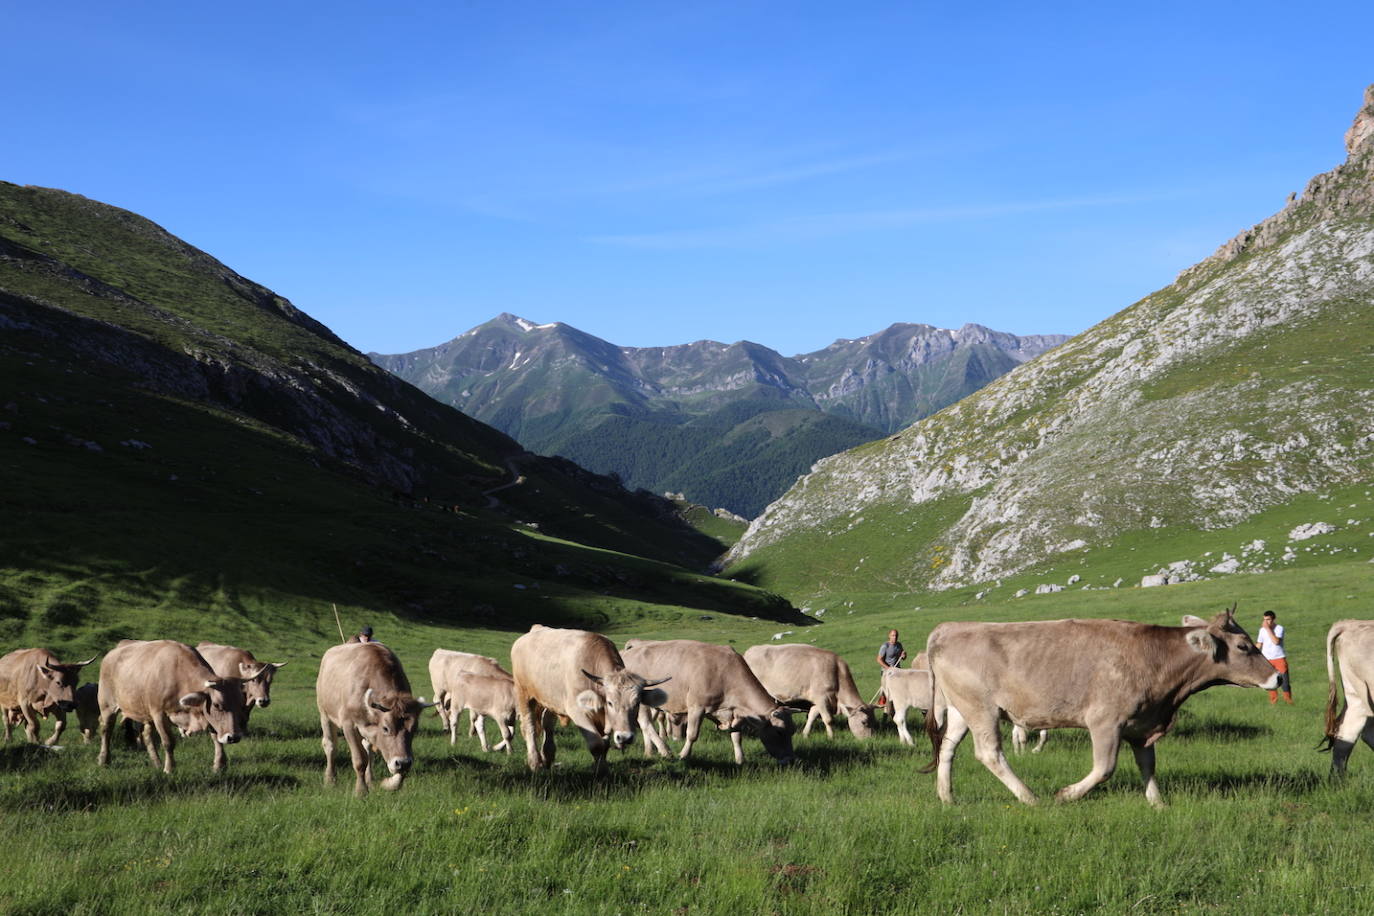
[1181, 615, 1208, 627]
[1185, 628, 1220, 659]
[641, 688, 668, 709]
[179, 692, 209, 708]
[576, 689, 603, 712]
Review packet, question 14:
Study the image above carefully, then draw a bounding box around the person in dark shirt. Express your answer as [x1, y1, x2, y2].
[346, 625, 374, 644]
[875, 628, 906, 710]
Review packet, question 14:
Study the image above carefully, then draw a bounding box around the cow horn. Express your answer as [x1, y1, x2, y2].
[641, 677, 671, 688]
[581, 669, 603, 683]
[364, 687, 389, 712]
[75, 656, 98, 667]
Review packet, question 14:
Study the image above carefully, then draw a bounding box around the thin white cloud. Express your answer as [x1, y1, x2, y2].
[589, 190, 1198, 249]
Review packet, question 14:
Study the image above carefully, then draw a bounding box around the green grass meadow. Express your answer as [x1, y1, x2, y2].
[4, 556, 1374, 915]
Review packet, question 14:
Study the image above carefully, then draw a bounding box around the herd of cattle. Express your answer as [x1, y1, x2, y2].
[3, 611, 1374, 805]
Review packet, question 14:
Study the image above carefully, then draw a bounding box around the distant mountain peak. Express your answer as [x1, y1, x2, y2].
[493, 312, 558, 333]
[1345, 83, 1374, 156]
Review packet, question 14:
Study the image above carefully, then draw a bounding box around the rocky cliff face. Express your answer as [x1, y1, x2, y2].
[723, 85, 1374, 590]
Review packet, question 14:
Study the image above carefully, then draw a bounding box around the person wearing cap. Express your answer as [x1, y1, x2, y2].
[347, 626, 374, 644]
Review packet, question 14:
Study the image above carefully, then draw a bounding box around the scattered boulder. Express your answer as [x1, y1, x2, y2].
[1289, 522, 1336, 541]
[1067, 574, 1081, 585]
[1035, 583, 1063, 594]
[1140, 574, 1168, 588]
[1209, 557, 1241, 574]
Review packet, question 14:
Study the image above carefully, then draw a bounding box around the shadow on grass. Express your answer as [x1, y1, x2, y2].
[1170, 717, 1272, 742]
[0, 768, 302, 813]
[1171, 768, 1326, 798]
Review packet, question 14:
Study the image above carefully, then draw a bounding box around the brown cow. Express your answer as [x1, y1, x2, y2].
[1321, 619, 1374, 776]
[317, 641, 432, 796]
[429, 648, 510, 743]
[0, 648, 97, 745]
[623, 639, 798, 765]
[97, 640, 249, 773]
[743, 644, 876, 739]
[883, 666, 934, 746]
[453, 672, 518, 753]
[196, 643, 286, 717]
[510, 624, 668, 773]
[924, 610, 1280, 806]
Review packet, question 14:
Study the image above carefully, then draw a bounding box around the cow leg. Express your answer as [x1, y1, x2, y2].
[320, 712, 338, 787]
[21, 706, 41, 743]
[679, 708, 706, 759]
[802, 706, 820, 738]
[637, 706, 669, 758]
[2, 709, 11, 742]
[818, 704, 836, 740]
[45, 711, 67, 747]
[97, 708, 119, 767]
[1032, 730, 1048, 753]
[339, 725, 371, 797]
[1129, 741, 1164, 808]
[474, 711, 491, 752]
[576, 725, 610, 775]
[895, 702, 913, 746]
[1055, 724, 1120, 802]
[936, 706, 970, 804]
[517, 696, 544, 771]
[494, 717, 513, 754]
[152, 716, 177, 775]
[212, 731, 228, 773]
[967, 715, 1038, 805]
[1011, 724, 1027, 754]
[1329, 712, 1370, 777]
[467, 706, 478, 738]
[540, 709, 558, 767]
[729, 729, 745, 765]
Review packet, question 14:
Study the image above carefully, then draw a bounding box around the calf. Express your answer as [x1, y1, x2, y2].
[453, 672, 518, 753]
[429, 648, 510, 743]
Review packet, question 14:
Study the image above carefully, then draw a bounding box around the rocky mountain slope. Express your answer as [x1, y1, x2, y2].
[723, 85, 1374, 595]
[372, 316, 1065, 517]
[0, 182, 799, 648]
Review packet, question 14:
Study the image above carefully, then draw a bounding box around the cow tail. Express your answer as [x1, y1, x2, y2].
[1319, 622, 1347, 752]
[918, 670, 944, 775]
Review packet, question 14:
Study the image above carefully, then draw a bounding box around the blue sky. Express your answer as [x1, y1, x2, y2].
[7, 2, 1372, 356]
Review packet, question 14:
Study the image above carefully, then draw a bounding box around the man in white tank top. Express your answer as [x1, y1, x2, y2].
[1256, 610, 1292, 704]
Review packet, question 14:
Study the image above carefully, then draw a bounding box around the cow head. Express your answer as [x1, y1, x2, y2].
[577, 669, 669, 750]
[33, 655, 97, 713]
[176, 678, 248, 745]
[359, 687, 435, 788]
[237, 661, 287, 709]
[842, 703, 878, 739]
[1181, 608, 1281, 690]
[731, 706, 801, 765]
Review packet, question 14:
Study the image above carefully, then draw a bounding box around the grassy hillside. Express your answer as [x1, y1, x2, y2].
[0, 182, 803, 656]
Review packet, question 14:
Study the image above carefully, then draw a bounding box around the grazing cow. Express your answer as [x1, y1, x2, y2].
[453, 673, 518, 753]
[623, 639, 799, 765]
[510, 624, 668, 773]
[924, 609, 1280, 806]
[97, 640, 249, 773]
[196, 643, 286, 718]
[428, 649, 510, 743]
[1321, 619, 1374, 776]
[317, 641, 432, 796]
[743, 644, 877, 739]
[0, 648, 97, 745]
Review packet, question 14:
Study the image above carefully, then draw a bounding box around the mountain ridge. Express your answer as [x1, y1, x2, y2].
[372, 314, 1067, 516]
[721, 84, 1374, 595]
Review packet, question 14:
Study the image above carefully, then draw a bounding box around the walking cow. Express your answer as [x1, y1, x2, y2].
[196, 643, 286, 720]
[924, 609, 1280, 806]
[97, 640, 249, 773]
[317, 641, 433, 797]
[511, 625, 668, 774]
[0, 648, 97, 745]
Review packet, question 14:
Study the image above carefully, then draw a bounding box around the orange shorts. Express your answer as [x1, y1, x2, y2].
[1266, 657, 1288, 675]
